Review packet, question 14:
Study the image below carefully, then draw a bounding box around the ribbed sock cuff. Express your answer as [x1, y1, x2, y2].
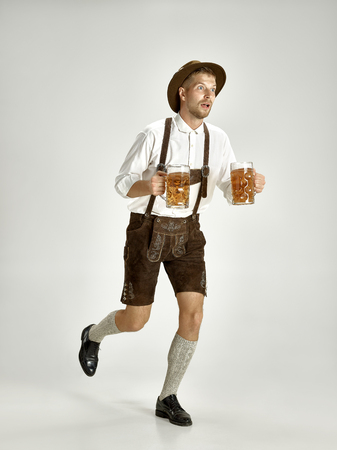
[88, 310, 121, 343]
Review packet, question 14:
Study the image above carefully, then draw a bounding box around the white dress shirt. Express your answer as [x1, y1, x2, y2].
[115, 114, 236, 217]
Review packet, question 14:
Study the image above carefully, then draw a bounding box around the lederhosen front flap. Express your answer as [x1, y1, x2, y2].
[147, 216, 188, 262]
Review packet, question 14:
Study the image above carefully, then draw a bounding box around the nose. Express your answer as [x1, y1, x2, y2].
[204, 88, 213, 98]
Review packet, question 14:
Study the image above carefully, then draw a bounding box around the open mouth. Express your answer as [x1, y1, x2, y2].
[200, 103, 211, 109]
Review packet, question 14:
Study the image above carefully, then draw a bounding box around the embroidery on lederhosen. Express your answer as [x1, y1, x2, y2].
[128, 282, 135, 299]
[147, 232, 165, 262]
[161, 220, 182, 233]
[161, 220, 187, 257]
[172, 233, 188, 257]
[122, 281, 135, 302]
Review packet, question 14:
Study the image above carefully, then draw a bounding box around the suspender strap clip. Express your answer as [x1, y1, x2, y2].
[201, 165, 210, 178]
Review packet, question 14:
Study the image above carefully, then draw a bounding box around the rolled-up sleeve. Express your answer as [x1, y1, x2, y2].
[115, 131, 154, 198]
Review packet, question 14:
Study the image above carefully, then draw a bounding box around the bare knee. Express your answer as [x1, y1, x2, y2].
[126, 315, 149, 332]
[176, 292, 204, 340]
[116, 305, 151, 332]
[180, 310, 204, 334]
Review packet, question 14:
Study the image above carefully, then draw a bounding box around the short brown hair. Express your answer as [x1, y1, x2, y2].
[181, 67, 216, 89]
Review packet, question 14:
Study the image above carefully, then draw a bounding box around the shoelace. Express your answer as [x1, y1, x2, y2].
[166, 396, 183, 413]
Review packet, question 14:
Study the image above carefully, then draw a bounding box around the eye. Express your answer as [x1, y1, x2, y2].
[211, 88, 216, 92]
[197, 86, 203, 90]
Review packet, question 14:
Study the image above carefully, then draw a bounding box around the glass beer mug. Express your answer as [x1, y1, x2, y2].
[162, 164, 190, 209]
[230, 162, 255, 205]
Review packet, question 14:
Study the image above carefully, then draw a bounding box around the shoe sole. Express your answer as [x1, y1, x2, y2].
[155, 409, 192, 427]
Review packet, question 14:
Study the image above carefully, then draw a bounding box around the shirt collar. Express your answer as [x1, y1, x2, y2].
[174, 113, 204, 135]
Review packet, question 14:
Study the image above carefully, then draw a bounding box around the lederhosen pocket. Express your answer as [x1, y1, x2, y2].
[147, 216, 188, 262]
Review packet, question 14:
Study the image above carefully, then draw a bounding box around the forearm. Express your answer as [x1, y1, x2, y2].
[127, 171, 166, 198]
[127, 180, 152, 198]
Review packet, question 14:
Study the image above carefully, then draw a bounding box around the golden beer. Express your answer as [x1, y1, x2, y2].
[231, 165, 255, 205]
[166, 171, 190, 209]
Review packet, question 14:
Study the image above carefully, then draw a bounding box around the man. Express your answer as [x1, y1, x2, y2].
[79, 60, 266, 427]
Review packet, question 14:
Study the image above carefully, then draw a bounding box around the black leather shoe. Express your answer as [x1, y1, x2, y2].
[78, 324, 100, 377]
[155, 395, 192, 426]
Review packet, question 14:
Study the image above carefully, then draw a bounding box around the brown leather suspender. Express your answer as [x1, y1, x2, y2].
[144, 118, 173, 217]
[144, 118, 210, 219]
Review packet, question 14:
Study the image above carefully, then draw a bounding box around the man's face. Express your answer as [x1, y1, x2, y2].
[179, 73, 217, 121]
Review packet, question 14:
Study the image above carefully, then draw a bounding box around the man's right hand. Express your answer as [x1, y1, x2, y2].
[150, 171, 167, 196]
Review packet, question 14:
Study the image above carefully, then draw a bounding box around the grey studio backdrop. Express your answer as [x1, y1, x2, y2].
[1, 1, 336, 449]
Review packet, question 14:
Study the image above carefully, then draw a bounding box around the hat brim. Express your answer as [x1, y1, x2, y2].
[167, 61, 226, 113]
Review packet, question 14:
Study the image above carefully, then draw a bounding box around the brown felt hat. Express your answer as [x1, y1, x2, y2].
[167, 60, 226, 113]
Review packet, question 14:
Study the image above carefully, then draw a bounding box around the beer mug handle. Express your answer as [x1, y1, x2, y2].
[156, 163, 167, 202]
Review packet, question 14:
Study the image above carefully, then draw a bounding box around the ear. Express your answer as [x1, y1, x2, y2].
[178, 86, 185, 102]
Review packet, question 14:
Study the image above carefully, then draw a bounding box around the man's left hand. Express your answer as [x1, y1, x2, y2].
[253, 169, 266, 193]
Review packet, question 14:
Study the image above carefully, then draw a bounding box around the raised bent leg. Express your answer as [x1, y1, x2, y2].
[79, 304, 152, 377]
[89, 304, 152, 341]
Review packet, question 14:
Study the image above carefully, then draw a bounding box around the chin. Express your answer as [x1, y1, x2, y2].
[188, 106, 212, 121]
[199, 111, 211, 119]
[200, 107, 212, 118]
[193, 110, 211, 120]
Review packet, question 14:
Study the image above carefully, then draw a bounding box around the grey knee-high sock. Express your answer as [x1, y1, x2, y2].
[159, 333, 197, 401]
[88, 310, 121, 343]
